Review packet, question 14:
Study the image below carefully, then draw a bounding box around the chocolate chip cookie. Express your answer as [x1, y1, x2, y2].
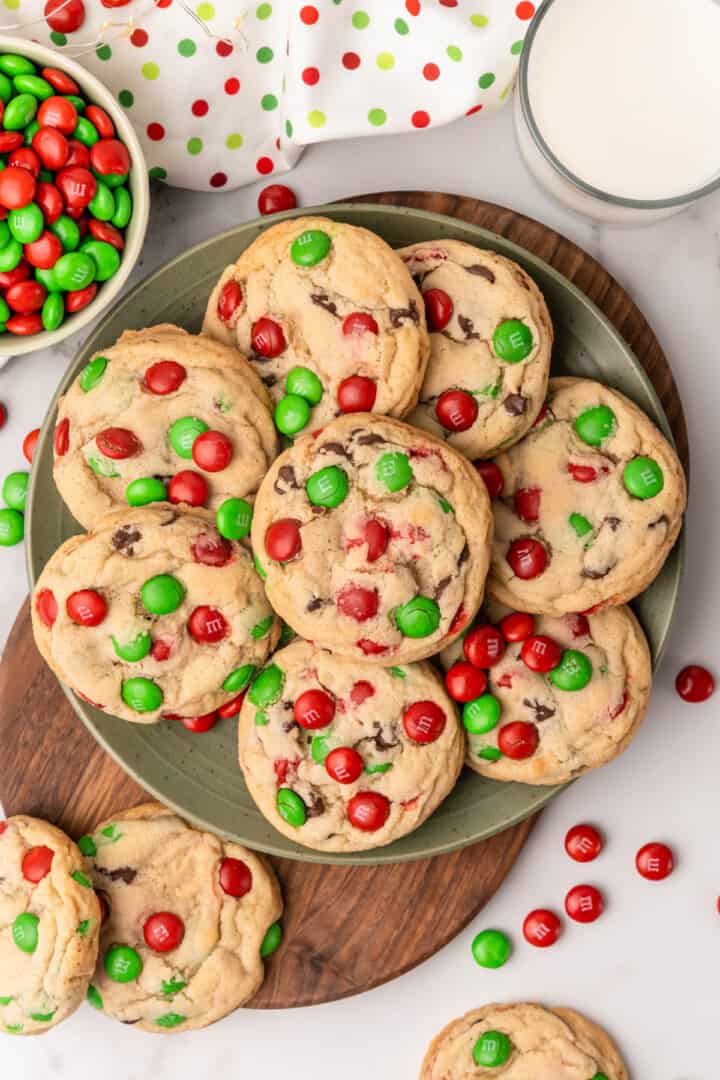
[202, 216, 429, 436]
[81, 803, 282, 1032]
[400, 239, 552, 457]
[31, 505, 278, 724]
[420, 1002, 628, 1078]
[238, 639, 464, 852]
[250, 414, 492, 665]
[53, 324, 278, 529]
[440, 601, 651, 785]
[488, 377, 686, 614]
[0, 816, 100, 1036]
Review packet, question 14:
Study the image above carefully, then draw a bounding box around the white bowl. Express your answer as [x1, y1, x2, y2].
[0, 34, 149, 358]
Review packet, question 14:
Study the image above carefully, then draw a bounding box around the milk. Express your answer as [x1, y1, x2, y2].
[515, 0, 720, 222]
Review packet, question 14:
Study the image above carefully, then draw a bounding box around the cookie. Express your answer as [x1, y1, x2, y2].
[420, 1002, 628, 1078]
[53, 324, 278, 530]
[0, 816, 100, 1036]
[31, 505, 278, 724]
[238, 639, 464, 852]
[440, 601, 651, 785]
[400, 239, 552, 457]
[81, 802, 282, 1032]
[488, 377, 686, 614]
[251, 414, 493, 665]
[202, 216, 429, 435]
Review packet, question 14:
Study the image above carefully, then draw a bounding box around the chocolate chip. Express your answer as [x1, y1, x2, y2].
[274, 464, 299, 494]
[504, 394, 527, 416]
[389, 299, 419, 327]
[582, 566, 613, 580]
[96, 865, 137, 885]
[649, 514, 669, 529]
[458, 314, 480, 340]
[373, 725, 399, 751]
[305, 792, 325, 818]
[603, 516, 622, 531]
[459, 544, 470, 566]
[523, 698, 556, 723]
[306, 596, 327, 612]
[261, 374, 277, 388]
[159, 510, 178, 527]
[318, 441, 352, 460]
[354, 432, 385, 446]
[466, 264, 496, 283]
[435, 576, 451, 601]
[311, 292, 339, 318]
[250, 351, 271, 364]
[111, 527, 141, 555]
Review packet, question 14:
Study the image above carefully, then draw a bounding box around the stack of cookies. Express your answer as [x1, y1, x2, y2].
[29, 216, 686, 860]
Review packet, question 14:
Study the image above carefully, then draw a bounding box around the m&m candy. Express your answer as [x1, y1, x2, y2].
[636, 842, 673, 881]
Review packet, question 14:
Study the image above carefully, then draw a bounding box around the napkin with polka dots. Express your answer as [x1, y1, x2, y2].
[2, 0, 536, 191]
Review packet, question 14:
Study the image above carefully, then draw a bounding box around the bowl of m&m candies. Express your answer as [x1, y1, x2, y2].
[0, 36, 149, 356]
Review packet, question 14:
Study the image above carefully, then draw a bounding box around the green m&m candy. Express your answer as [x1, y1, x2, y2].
[12, 913, 39, 954]
[79, 355, 108, 392]
[274, 394, 310, 436]
[463, 694, 501, 734]
[86, 984, 103, 1010]
[375, 451, 413, 492]
[260, 921, 283, 957]
[569, 512, 592, 538]
[623, 456, 664, 499]
[104, 944, 142, 983]
[0, 55, 36, 77]
[473, 1030, 512, 1068]
[310, 733, 333, 764]
[65, 94, 86, 113]
[286, 365, 323, 405]
[549, 649, 592, 691]
[478, 745, 502, 761]
[35, 267, 60, 293]
[169, 416, 209, 458]
[0, 73, 11, 102]
[88, 181, 115, 222]
[51, 214, 81, 253]
[3, 93, 37, 130]
[53, 252, 96, 292]
[111, 186, 132, 229]
[290, 229, 331, 267]
[77, 835, 96, 856]
[251, 614, 273, 639]
[2, 470, 28, 512]
[471, 929, 512, 969]
[277, 787, 306, 827]
[0, 220, 8, 248]
[222, 664, 256, 693]
[13, 74, 53, 99]
[41, 292, 64, 332]
[0, 239, 23, 272]
[574, 405, 615, 446]
[95, 169, 127, 190]
[253, 551, 267, 580]
[141, 574, 185, 615]
[155, 1013, 186, 1028]
[126, 477, 167, 506]
[0, 296, 7, 325]
[73, 116, 99, 147]
[24, 120, 40, 145]
[121, 677, 163, 713]
[592, 1075, 609, 1080]
[216, 497, 253, 539]
[112, 631, 152, 662]
[249, 663, 284, 707]
[306, 465, 349, 508]
[80, 239, 120, 281]
[8, 203, 43, 244]
[0, 508, 24, 546]
[493, 319, 532, 363]
[395, 596, 440, 638]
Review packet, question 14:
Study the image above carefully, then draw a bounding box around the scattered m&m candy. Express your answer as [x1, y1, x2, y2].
[636, 842, 674, 881]
[471, 928, 511, 969]
[565, 823, 603, 863]
[565, 884, 604, 923]
[675, 664, 714, 703]
[522, 908, 561, 948]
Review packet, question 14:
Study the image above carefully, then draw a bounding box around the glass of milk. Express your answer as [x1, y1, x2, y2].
[514, 0, 720, 225]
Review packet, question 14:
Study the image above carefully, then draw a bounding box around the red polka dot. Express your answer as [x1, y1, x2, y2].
[411, 110, 430, 128]
[224, 78, 240, 95]
[210, 172, 227, 188]
[256, 156, 274, 175]
[300, 4, 318, 23]
[302, 66, 320, 85]
[216, 39, 233, 57]
[130, 28, 148, 47]
[406, 0, 420, 13]
[154, 0, 173, 6]
[423, 62, 440, 81]
[466, 104, 484, 116]
[146, 122, 165, 141]
[275, 136, 281, 150]
[343, 51, 361, 70]
[192, 99, 209, 116]
[516, 1, 535, 17]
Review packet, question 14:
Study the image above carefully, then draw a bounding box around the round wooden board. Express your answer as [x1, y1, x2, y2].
[0, 192, 687, 1011]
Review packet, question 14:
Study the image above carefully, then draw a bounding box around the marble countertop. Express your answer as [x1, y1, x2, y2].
[1, 102, 719, 1078]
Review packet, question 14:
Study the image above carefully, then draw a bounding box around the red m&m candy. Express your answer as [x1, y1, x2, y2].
[265, 519, 302, 562]
[514, 486, 541, 523]
[445, 661, 487, 703]
[565, 884, 603, 923]
[675, 664, 714, 703]
[89, 138, 130, 177]
[144, 360, 186, 395]
[167, 470, 208, 507]
[35, 588, 58, 627]
[38, 95, 77, 134]
[294, 688, 335, 730]
[192, 430, 233, 472]
[143, 912, 185, 952]
[342, 312, 379, 337]
[564, 823, 603, 863]
[523, 908, 561, 948]
[325, 747, 363, 784]
[96, 427, 140, 459]
[568, 462, 598, 484]
[435, 389, 478, 432]
[66, 588, 106, 626]
[23, 427, 40, 464]
[474, 460, 504, 499]
[180, 711, 218, 733]
[347, 791, 390, 832]
[218, 694, 245, 719]
[463, 624, 505, 668]
[506, 537, 548, 579]
[423, 288, 453, 331]
[403, 701, 446, 744]
[350, 680, 375, 706]
[219, 857, 252, 897]
[636, 842, 674, 881]
[258, 183, 297, 216]
[337, 375, 377, 413]
[360, 518, 388, 562]
[188, 606, 229, 644]
[191, 532, 232, 567]
[0, 164, 36, 208]
[521, 635, 562, 673]
[499, 612, 534, 642]
[497, 721, 538, 759]
[218, 279, 242, 323]
[22, 845, 54, 883]
[252, 316, 286, 357]
[336, 584, 379, 623]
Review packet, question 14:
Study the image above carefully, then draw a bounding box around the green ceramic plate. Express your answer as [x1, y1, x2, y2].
[26, 204, 684, 865]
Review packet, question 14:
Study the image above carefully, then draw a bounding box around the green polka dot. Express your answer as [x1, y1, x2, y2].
[3, 0, 20, 10]
[178, 39, 196, 57]
[196, 1, 215, 18]
[256, 46, 273, 63]
[446, 45, 463, 61]
[142, 62, 160, 80]
[308, 110, 325, 128]
[470, 14, 489, 27]
[262, 94, 278, 111]
[478, 72, 495, 89]
[394, 17, 409, 34]
[226, 133, 243, 149]
[186, 137, 203, 155]
[256, 2, 272, 17]
[511, 39, 524, 55]
[285, 119, 293, 137]
[148, 166, 167, 181]
[352, 10, 370, 29]
[376, 52, 395, 70]
[50, 31, 66, 46]
[368, 108, 387, 127]
[96, 44, 112, 61]
[118, 89, 134, 107]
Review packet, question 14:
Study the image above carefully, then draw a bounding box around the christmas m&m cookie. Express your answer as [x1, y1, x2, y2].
[202, 216, 430, 435]
[488, 377, 686, 614]
[238, 639, 464, 853]
[81, 803, 282, 1032]
[400, 240, 552, 457]
[250, 414, 492, 665]
[440, 601, 651, 785]
[31, 505, 278, 724]
[0, 816, 101, 1036]
[420, 1003, 628, 1078]
[53, 325, 278, 529]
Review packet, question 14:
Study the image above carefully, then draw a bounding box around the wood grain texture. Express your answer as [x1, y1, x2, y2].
[0, 192, 685, 1010]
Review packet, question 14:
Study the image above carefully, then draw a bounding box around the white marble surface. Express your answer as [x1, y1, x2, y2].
[1, 102, 719, 1078]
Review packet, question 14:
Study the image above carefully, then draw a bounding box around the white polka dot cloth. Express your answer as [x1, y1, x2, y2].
[1, 0, 536, 190]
